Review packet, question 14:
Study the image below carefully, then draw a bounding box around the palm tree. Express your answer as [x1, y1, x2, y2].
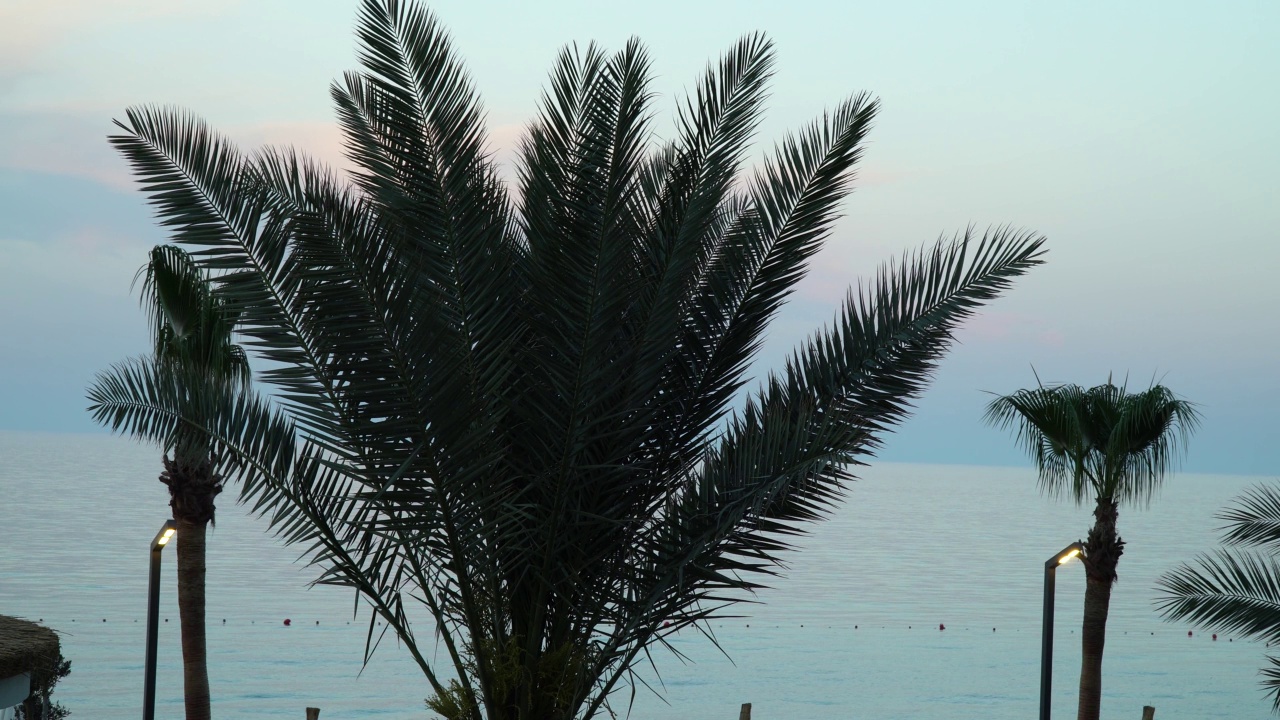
[86, 1, 1047, 717]
[985, 379, 1199, 720]
[88, 245, 249, 720]
[1157, 482, 1280, 713]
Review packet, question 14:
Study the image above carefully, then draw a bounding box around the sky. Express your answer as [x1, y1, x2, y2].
[1, 0, 1276, 476]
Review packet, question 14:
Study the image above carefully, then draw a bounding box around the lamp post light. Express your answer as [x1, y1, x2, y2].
[1039, 541, 1085, 720]
[144, 520, 176, 720]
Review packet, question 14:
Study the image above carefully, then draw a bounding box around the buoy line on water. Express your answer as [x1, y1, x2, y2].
[28, 617, 1240, 642]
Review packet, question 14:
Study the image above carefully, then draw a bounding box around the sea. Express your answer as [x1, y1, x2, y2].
[0, 430, 1272, 719]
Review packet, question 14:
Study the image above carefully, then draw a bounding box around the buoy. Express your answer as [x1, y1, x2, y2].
[1188, 630, 1193, 637]
[1213, 634, 1218, 641]
[662, 621, 670, 628]
[939, 624, 945, 631]
[284, 618, 292, 626]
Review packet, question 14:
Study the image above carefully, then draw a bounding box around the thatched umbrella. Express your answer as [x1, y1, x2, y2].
[0, 615, 61, 709]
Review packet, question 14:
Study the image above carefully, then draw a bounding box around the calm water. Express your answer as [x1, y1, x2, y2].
[0, 430, 1271, 719]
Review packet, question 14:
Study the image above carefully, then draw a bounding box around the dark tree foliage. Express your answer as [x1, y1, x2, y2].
[16, 654, 70, 720]
[88, 2, 1046, 717]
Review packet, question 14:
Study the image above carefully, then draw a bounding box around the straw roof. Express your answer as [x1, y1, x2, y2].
[0, 616, 61, 688]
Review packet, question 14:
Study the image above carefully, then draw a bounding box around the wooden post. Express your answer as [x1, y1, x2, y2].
[1141, 706, 1155, 720]
[306, 708, 320, 720]
[738, 702, 752, 720]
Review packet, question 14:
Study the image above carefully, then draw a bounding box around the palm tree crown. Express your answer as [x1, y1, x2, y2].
[131, 244, 251, 463]
[138, 245, 249, 388]
[984, 379, 1199, 508]
[88, 1, 1046, 718]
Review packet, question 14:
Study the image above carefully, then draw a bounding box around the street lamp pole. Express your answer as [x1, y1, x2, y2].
[1040, 541, 1085, 720]
[144, 520, 176, 720]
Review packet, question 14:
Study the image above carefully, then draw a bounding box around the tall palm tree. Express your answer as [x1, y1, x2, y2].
[86, 1, 1047, 717]
[985, 379, 1199, 720]
[1157, 482, 1280, 713]
[88, 245, 249, 720]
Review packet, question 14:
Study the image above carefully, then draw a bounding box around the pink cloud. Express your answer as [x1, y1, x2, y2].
[0, 0, 244, 71]
[0, 112, 136, 190]
[1038, 329, 1065, 348]
[230, 121, 353, 176]
[958, 311, 1065, 349]
[232, 119, 531, 186]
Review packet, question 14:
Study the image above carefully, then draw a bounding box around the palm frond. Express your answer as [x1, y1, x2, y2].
[135, 244, 250, 386]
[669, 93, 880, 461]
[86, 354, 469, 705]
[1260, 655, 1280, 714]
[1156, 549, 1280, 645]
[111, 105, 351, 451]
[1218, 485, 1280, 550]
[582, 228, 1045, 716]
[1106, 384, 1201, 505]
[983, 383, 1093, 502]
[1157, 482, 1280, 716]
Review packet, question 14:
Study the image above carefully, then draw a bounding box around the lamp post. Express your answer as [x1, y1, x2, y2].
[1040, 541, 1084, 720]
[144, 520, 175, 720]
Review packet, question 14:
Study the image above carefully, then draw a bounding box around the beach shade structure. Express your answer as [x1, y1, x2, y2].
[0, 615, 61, 715]
[1041, 542, 1085, 720]
[144, 520, 176, 720]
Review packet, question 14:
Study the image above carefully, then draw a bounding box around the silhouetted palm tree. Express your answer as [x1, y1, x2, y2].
[1158, 482, 1280, 713]
[87, 1, 1047, 717]
[88, 245, 249, 720]
[986, 379, 1198, 720]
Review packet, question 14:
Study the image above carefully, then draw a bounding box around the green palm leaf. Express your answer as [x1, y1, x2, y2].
[1157, 549, 1280, 644]
[95, 2, 1049, 717]
[984, 380, 1199, 505]
[1158, 482, 1280, 714]
[1216, 484, 1280, 550]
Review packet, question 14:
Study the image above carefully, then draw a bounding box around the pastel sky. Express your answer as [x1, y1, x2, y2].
[2, 1, 1276, 475]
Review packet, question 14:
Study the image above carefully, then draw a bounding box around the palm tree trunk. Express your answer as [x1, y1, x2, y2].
[1077, 496, 1124, 720]
[175, 516, 212, 720]
[163, 452, 220, 720]
[1077, 573, 1111, 720]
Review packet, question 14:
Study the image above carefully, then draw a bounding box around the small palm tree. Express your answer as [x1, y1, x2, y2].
[1157, 482, 1280, 713]
[985, 379, 1199, 720]
[88, 245, 249, 720]
[87, 1, 1048, 717]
